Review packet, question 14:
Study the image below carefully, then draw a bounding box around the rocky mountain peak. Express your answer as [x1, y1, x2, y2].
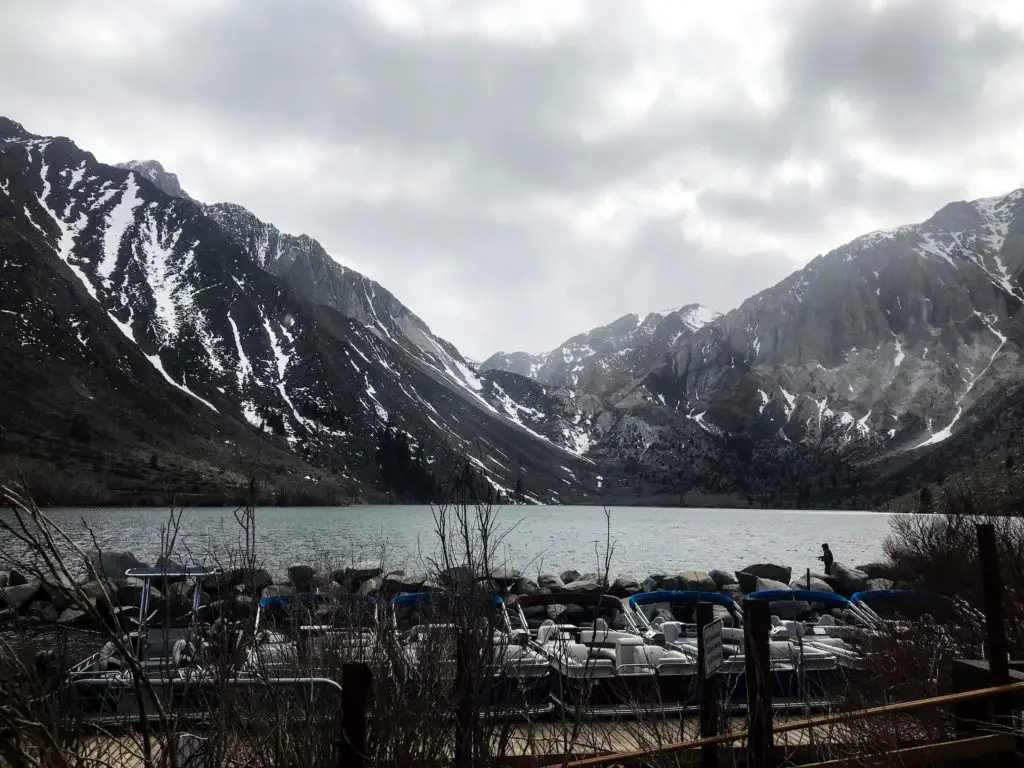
[0, 117, 30, 141]
[115, 159, 191, 199]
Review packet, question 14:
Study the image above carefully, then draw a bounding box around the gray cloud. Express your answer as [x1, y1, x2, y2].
[2, 0, 1024, 358]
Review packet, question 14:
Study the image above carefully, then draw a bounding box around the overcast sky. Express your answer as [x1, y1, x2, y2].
[4, 1, 1024, 359]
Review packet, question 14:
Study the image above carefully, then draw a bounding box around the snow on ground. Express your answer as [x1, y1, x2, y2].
[227, 314, 252, 392]
[778, 386, 796, 420]
[146, 353, 219, 413]
[758, 389, 769, 415]
[98, 175, 143, 282]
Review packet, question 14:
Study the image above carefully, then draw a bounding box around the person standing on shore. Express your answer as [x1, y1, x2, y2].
[818, 543, 834, 575]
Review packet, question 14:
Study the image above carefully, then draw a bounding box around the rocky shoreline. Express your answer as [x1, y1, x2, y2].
[0, 549, 901, 635]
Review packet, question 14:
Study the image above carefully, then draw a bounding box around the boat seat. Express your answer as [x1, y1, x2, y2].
[563, 643, 616, 665]
[536, 620, 558, 645]
[577, 627, 634, 646]
[722, 627, 745, 643]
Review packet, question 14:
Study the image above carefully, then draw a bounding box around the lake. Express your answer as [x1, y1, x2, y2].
[8, 505, 900, 581]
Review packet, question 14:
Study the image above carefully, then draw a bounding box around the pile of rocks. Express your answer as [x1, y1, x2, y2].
[0, 551, 900, 632]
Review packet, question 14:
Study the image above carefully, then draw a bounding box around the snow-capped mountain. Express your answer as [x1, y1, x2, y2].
[481, 303, 721, 396]
[0, 117, 597, 503]
[114, 160, 191, 200]
[483, 191, 1024, 506]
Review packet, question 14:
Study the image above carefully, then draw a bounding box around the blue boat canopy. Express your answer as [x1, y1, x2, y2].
[258, 593, 377, 609]
[628, 590, 737, 609]
[390, 591, 503, 608]
[746, 589, 849, 606]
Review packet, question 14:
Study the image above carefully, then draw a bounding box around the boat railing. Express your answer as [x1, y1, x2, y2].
[627, 590, 742, 632]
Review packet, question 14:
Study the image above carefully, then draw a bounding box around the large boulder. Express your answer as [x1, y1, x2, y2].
[560, 570, 581, 585]
[857, 562, 898, 580]
[89, 550, 147, 579]
[709, 569, 738, 589]
[154, 555, 186, 573]
[738, 564, 791, 585]
[829, 563, 871, 597]
[712, 603, 735, 628]
[563, 577, 605, 594]
[57, 607, 88, 625]
[358, 577, 381, 596]
[224, 568, 273, 595]
[440, 565, 474, 590]
[286, 564, 317, 592]
[0, 581, 42, 611]
[754, 578, 809, 619]
[721, 583, 744, 600]
[40, 571, 76, 610]
[790, 576, 834, 593]
[382, 572, 425, 594]
[641, 576, 660, 593]
[513, 576, 540, 596]
[7, 569, 28, 587]
[27, 601, 60, 623]
[485, 567, 521, 589]
[116, 578, 161, 607]
[537, 573, 565, 592]
[609, 575, 640, 598]
[677, 571, 717, 592]
[867, 578, 894, 591]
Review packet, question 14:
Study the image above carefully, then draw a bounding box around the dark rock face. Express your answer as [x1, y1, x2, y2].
[0, 118, 598, 505]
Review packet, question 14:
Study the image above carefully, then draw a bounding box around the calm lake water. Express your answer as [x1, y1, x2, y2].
[10, 505, 899, 581]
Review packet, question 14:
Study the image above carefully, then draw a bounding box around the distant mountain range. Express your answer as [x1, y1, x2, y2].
[3, 115, 1022, 507]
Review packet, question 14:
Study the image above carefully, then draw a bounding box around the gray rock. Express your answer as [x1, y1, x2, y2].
[28, 601, 59, 623]
[155, 555, 186, 573]
[89, 550, 146, 579]
[40, 571, 76, 609]
[440, 565, 474, 590]
[382, 572, 425, 594]
[538, 573, 565, 592]
[485, 567, 521, 587]
[0, 581, 42, 611]
[677, 570, 717, 592]
[712, 603, 735, 628]
[286, 564, 317, 592]
[513, 576, 539, 596]
[829, 563, 871, 597]
[709, 569, 738, 588]
[57, 607, 88, 625]
[857, 562, 897, 580]
[641, 576, 660, 593]
[609, 575, 640, 598]
[563, 578, 604, 594]
[754, 578, 809, 619]
[339, 561, 384, 584]
[358, 577, 381, 596]
[116, 578, 161, 607]
[867, 578, 894, 591]
[7, 569, 27, 587]
[721, 583, 744, 600]
[790, 576, 834, 593]
[325, 580, 347, 595]
[738, 563, 792, 584]
[545, 604, 569, 621]
[227, 568, 273, 595]
[560, 570, 581, 585]
[0, 572, 7, 588]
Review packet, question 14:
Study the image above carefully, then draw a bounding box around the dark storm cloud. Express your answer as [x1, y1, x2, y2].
[1, 0, 1023, 357]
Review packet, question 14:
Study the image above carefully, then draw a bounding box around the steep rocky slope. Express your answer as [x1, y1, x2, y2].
[484, 190, 1024, 506]
[0, 118, 597, 504]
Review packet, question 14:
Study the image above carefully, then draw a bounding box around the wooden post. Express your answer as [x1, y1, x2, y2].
[696, 601, 720, 768]
[744, 598, 773, 768]
[454, 632, 473, 768]
[339, 663, 372, 768]
[976, 523, 1009, 684]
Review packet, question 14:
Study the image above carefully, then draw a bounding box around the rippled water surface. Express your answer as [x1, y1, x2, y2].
[10, 505, 899, 580]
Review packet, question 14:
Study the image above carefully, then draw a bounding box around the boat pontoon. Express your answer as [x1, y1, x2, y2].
[391, 591, 553, 717]
[511, 592, 698, 717]
[244, 593, 379, 675]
